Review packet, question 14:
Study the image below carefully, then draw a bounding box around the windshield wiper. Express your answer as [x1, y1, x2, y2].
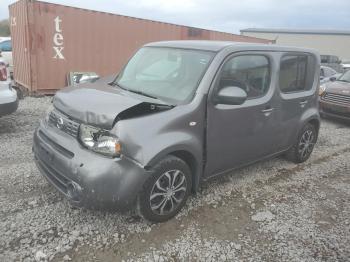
[126, 89, 160, 100]
[113, 82, 161, 100]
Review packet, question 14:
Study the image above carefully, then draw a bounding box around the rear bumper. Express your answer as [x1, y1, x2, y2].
[33, 121, 148, 211]
[319, 99, 350, 121]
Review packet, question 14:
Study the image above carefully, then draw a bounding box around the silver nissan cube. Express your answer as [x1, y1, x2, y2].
[33, 41, 320, 222]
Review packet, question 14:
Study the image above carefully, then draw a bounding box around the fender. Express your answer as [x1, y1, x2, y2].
[295, 106, 320, 143]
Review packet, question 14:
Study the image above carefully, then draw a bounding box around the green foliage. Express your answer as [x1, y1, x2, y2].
[0, 19, 10, 37]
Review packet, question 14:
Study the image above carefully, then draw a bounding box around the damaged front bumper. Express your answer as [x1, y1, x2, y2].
[33, 121, 148, 210]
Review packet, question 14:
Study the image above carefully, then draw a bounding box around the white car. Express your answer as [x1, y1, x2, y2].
[342, 60, 350, 71]
[0, 37, 13, 76]
[0, 58, 18, 117]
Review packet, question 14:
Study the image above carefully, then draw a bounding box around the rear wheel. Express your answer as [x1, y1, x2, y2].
[285, 123, 317, 163]
[137, 156, 192, 223]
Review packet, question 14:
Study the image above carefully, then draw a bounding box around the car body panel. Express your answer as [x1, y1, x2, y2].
[33, 121, 148, 210]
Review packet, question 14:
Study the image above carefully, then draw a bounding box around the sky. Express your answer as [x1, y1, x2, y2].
[1, 0, 350, 34]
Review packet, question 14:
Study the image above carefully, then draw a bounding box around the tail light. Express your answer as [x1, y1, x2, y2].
[0, 62, 7, 81]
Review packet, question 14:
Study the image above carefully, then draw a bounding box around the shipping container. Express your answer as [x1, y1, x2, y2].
[9, 0, 272, 94]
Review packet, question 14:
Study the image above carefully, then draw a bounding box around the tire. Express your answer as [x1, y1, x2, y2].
[137, 156, 192, 223]
[285, 123, 317, 163]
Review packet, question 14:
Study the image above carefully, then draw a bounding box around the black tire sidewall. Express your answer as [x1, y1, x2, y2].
[138, 156, 192, 223]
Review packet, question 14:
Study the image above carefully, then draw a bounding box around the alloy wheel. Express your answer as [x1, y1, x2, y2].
[150, 169, 187, 216]
[298, 129, 315, 159]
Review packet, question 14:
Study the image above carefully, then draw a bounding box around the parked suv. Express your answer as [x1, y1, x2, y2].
[319, 70, 350, 121]
[33, 41, 320, 222]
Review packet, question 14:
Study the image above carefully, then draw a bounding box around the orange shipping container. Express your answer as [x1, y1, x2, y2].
[9, 0, 272, 94]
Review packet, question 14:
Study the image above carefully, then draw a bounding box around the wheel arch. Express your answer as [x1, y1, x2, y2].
[308, 118, 320, 134]
[299, 107, 320, 136]
[145, 147, 202, 193]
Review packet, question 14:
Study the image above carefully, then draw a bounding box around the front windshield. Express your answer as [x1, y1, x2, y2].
[114, 47, 214, 104]
[338, 70, 350, 83]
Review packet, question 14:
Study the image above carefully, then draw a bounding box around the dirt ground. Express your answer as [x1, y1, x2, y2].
[0, 97, 349, 261]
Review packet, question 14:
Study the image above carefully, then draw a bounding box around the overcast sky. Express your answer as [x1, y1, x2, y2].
[1, 0, 349, 33]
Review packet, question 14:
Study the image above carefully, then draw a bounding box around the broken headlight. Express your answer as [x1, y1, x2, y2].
[79, 124, 121, 157]
[319, 84, 327, 96]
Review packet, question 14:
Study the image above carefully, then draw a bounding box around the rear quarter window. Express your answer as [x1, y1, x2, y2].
[279, 54, 316, 93]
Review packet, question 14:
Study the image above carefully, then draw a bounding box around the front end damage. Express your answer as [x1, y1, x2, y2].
[33, 83, 174, 210]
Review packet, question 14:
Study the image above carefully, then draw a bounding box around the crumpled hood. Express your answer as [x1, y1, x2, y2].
[325, 81, 350, 96]
[53, 77, 165, 130]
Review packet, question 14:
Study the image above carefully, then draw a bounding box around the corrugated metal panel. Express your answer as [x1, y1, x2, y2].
[9, 0, 32, 91]
[9, 0, 272, 94]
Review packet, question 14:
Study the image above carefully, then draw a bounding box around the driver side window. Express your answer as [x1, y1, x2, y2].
[218, 55, 271, 99]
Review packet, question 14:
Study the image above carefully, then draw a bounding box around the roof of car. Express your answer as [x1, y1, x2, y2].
[0, 37, 11, 43]
[145, 40, 318, 54]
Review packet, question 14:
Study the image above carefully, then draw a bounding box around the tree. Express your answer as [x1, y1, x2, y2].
[0, 19, 10, 36]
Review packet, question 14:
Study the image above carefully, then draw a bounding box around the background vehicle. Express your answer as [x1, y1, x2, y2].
[320, 54, 343, 73]
[0, 57, 18, 117]
[341, 60, 350, 71]
[320, 66, 341, 84]
[319, 70, 350, 121]
[0, 37, 12, 77]
[33, 41, 320, 222]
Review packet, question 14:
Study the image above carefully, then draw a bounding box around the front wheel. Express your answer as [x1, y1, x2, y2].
[285, 123, 317, 163]
[137, 156, 192, 223]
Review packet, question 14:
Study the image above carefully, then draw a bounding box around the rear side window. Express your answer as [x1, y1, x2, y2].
[219, 55, 270, 99]
[279, 54, 315, 93]
[0, 40, 12, 52]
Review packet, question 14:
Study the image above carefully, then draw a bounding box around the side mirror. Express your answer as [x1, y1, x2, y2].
[214, 86, 248, 105]
[330, 76, 337, 82]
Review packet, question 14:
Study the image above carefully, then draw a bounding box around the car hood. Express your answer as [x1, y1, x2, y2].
[324, 81, 350, 96]
[53, 76, 173, 129]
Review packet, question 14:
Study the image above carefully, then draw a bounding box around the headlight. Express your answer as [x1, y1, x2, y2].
[319, 84, 327, 96]
[79, 124, 121, 157]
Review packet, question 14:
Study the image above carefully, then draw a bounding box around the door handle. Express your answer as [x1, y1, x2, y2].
[261, 108, 274, 113]
[299, 100, 308, 107]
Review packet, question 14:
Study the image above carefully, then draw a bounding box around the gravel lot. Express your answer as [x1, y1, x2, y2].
[0, 97, 349, 262]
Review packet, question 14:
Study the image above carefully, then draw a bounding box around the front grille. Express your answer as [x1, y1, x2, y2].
[36, 156, 70, 193]
[38, 130, 74, 159]
[322, 92, 350, 105]
[49, 110, 80, 137]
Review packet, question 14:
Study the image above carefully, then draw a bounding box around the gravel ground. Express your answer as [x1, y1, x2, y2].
[0, 97, 349, 262]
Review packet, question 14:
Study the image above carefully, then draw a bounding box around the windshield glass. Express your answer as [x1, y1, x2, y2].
[338, 70, 350, 82]
[114, 47, 214, 104]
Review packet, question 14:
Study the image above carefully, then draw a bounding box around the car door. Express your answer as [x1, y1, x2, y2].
[276, 53, 317, 151]
[204, 52, 280, 177]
